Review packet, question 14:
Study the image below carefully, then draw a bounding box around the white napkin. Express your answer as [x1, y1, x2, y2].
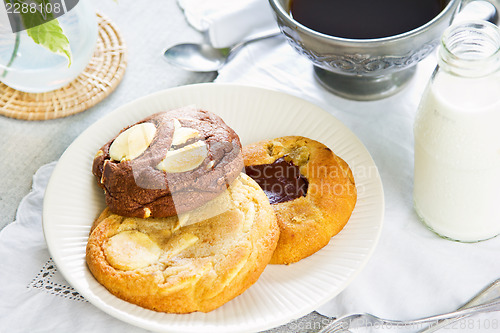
[178, 0, 277, 48]
[0, 163, 148, 333]
[211, 5, 500, 330]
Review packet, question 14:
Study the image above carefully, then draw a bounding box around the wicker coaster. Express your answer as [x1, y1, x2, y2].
[0, 13, 127, 121]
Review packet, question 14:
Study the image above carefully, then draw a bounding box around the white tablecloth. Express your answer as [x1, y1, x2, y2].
[2, 0, 500, 332]
[212, 30, 500, 330]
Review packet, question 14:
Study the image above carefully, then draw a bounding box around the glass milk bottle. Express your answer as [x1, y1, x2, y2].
[414, 20, 500, 242]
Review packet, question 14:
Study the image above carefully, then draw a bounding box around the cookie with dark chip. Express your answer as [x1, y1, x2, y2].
[243, 136, 357, 264]
[92, 106, 243, 218]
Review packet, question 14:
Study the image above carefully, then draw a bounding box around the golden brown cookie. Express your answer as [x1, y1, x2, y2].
[243, 136, 357, 264]
[86, 174, 279, 313]
[92, 106, 243, 219]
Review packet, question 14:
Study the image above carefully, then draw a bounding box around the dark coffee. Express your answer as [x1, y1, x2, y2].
[290, 0, 447, 39]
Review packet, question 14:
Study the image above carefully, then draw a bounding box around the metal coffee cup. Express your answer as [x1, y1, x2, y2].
[269, 0, 499, 100]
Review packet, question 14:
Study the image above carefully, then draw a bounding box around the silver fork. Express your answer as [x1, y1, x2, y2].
[318, 298, 500, 333]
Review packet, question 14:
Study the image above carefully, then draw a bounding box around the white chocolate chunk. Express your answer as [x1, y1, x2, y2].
[206, 160, 215, 170]
[177, 212, 190, 227]
[156, 141, 208, 173]
[160, 233, 199, 262]
[171, 119, 200, 146]
[173, 119, 181, 130]
[171, 127, 201, 146]
[104, 230, 161, 270]
[109, 123, 156, 162]
[177, 189, 232, 227]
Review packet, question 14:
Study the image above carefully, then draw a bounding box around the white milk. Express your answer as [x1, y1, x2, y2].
[413, 21, 500, 242]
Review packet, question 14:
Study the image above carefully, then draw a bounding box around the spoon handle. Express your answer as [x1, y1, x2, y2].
[454, 0, 498, 24]
[228, 27, 282, 60]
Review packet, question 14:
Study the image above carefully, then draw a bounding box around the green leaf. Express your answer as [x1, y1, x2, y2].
[7, 0, 72, 65]
[26, 19, 72, 67]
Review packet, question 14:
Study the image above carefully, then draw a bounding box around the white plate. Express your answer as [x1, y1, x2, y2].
[43, 83, 384, 333]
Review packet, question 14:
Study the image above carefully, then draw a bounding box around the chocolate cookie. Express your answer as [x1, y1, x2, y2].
[86, 174, 279, 313]
[243, 136, 357, 264]
[92, 106, 243, 218]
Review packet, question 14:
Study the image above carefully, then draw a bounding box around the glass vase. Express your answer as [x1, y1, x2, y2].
[0, 1, 98, 93]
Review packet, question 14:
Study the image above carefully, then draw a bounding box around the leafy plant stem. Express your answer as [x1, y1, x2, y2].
[2, 3, 21, 79]
[2, 32, 21, 78]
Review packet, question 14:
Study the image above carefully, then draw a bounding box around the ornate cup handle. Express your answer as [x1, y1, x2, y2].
[456, 0, 498, 24]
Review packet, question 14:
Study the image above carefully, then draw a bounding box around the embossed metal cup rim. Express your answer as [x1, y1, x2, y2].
[268, 0, 472, 100]
[269, 0, 459, 44]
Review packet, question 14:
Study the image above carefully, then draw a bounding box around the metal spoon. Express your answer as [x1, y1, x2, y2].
[163, 27, 281, 72]
[454, 0, 498, 24]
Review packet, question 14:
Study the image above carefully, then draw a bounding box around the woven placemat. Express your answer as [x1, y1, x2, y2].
[0, 12, 127, 121]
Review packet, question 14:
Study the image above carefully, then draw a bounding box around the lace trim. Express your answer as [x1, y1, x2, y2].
[28, 258, 87, 302]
